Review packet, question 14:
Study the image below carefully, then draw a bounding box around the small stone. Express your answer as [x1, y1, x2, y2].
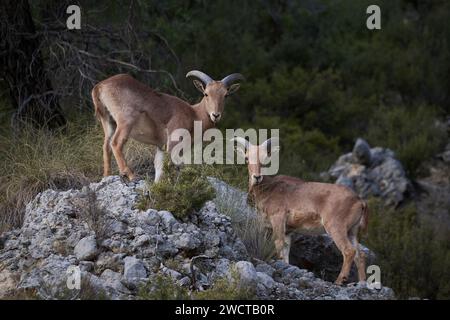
[123, 256, 147, 282]
[79, 261, 94, 272]
[100, 269, 129, 294]
[134, 234, 150, 247]
[177, 276, 191, 287]
[234, 261, 257, 288]
[144, 209, 160, 225]
[255, 263, 275, 277]
[74, 236, 98, 261]
[159, 211, 176, 230]
[257, 272, 275, 289]
[174, 233, 201, 251]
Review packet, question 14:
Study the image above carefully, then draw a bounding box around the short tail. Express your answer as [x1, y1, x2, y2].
[91, 84, 104, 120]
[359, 200, 369, 236]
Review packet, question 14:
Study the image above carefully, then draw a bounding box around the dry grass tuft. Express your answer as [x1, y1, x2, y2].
[213, 188, 275, 262]
[0, 116, 153, 234]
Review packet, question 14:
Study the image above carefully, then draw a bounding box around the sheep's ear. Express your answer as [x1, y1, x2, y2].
[226, 83, 240, 96]
[262, 138, 280, 158]
[234, 146, 246, 157]
[192, 79, 205, 93]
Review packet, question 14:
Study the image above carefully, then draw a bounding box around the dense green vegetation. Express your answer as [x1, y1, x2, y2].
[1, 0, 449, 299]
[137, 159, 216, 218]
[366, 199, 450, 299]
[133, 0, 448, 178]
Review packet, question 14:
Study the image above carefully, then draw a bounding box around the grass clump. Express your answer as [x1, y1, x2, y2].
[0, 115, 154, 234]
[236, 216, 275, 262]
[138, 274, 190, 300]
[72, 188, 111, 244]
[194, 269, 255, 300]
[213, 184, 275, 262]
[138, 158, 216, 219]
[138, 271, 255, 300]
[0, 121, 102, 234]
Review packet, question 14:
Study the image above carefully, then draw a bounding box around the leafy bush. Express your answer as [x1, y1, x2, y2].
[366, 198, 450, 299]
[194, 271, 255, 300]
[138, 271, 255, 300]
[138, 159, 216, 219]
[138, 274, 190, 300]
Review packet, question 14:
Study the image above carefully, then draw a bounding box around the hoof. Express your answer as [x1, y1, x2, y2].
[346, 282, 358, 287]
[335, 277, 348, 286]
[119, 171, 136, 182]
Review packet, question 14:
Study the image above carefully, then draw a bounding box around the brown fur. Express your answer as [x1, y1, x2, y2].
[92, 73, 240, 181]
[241, 140, 368, 285]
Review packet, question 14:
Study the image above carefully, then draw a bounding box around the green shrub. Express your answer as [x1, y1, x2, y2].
[367, 105, 446, 176]
[194, 270, 255, 300]
[138, 274, 190, 300]
[138, 158, 216, 219]
[366, 198, 450, 299]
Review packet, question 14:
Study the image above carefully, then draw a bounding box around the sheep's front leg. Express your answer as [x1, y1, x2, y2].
[270, 214, 289, 263]
[154, 147, 165, 183]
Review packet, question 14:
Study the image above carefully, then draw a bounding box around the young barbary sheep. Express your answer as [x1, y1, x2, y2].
[232, 137, 369, 285]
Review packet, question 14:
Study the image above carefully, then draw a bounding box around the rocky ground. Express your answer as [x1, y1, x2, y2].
[0, 176, 394, 300]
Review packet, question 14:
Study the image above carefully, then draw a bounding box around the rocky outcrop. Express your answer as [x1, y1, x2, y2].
[0, 176, 394, 300]
[327, 138, 412, 206]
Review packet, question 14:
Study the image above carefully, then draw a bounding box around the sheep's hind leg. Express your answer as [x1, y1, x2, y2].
[100, 117, 116, 177]
[329, 229, 356, 286]
[349, 226, 366, 283]
[110, 125, 135, 181]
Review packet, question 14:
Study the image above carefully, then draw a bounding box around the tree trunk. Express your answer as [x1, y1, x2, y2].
[0, 0, 66, 129]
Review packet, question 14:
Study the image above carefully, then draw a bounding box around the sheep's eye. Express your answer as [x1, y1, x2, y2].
[204, 93, 208, 97]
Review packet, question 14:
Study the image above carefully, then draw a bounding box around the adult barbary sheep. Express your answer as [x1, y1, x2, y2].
[92, 71, 244, 182]
[232, 137, 369, 285]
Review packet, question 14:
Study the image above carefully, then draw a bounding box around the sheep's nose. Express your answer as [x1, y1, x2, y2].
[212, 112, 220, 119]
[253, 175, 262, 183]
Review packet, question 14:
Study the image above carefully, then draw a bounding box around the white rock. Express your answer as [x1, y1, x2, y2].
[123, 256, 147, 282]
[174, 233, 201, 250]
[74, 236, 98, 261]
[0, 270, 18, 298]
[234, 261, 257, 288]
[159, 211, 176, 230]
[256, 272, 275, 289]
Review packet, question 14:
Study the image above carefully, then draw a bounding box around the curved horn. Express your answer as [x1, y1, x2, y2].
[221, 73, 245, 87]
[230, 137, 249, 150]
[186, 70, 213, 85]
